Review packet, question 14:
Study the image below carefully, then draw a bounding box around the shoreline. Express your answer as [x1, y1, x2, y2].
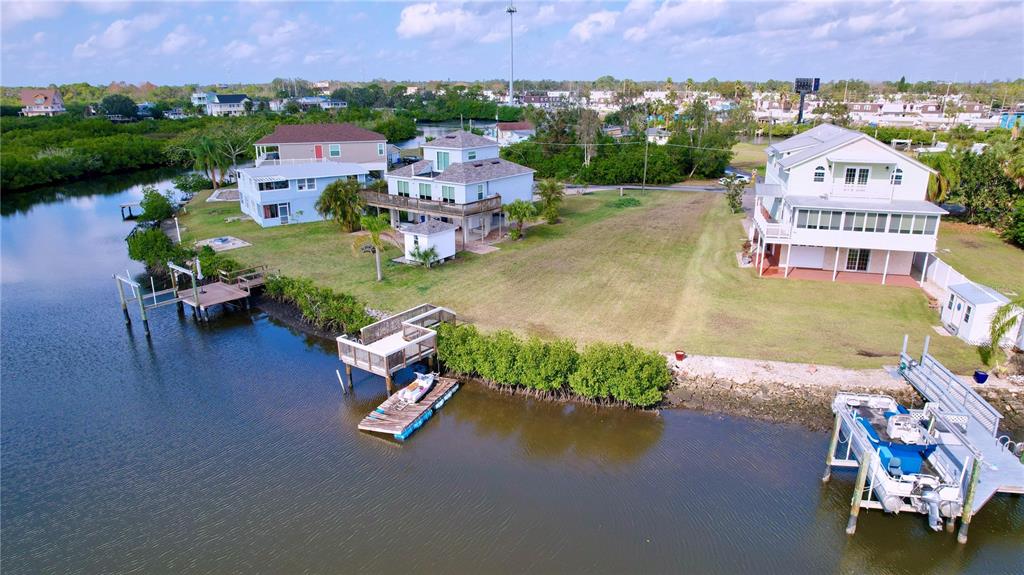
[254, 296, 1024, 435]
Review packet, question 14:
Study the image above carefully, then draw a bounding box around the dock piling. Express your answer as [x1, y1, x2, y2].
[385, 373, 394, 396]
[336, 369, 347, 394]
[957, 457, 982, 544]
[823, 412, 842, 483]
[115, 276, 131, 325]
[345, 364, 353, 391]
[135, 284, 151, 337]
[846, 452, 872, 535]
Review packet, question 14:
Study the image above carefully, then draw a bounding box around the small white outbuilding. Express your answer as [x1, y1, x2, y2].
[940, 282, 1021, 347]
[400, 219, 457, 266]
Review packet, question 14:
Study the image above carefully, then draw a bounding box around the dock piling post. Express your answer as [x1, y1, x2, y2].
[345, 364, 353, 391]
[385, 373, 394, 396]
[336, 370, 347, 394]
[946, 516, 956, 533]
[922, 335, 931, 361]
[901, 334, 908, 357]
[822, 412, 842, 483]
[135, 285, 151, 338]
[846, 452, 872, 535]
[957, 457, 982, 544]
[115, 276, 131, 325]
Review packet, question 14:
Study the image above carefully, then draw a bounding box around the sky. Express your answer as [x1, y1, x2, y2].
[2, 0, 1022, 87]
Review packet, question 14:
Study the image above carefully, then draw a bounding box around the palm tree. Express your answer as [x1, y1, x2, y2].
[352, 214, 394, 281]
[315, 179, 365, 232]
[504, 199, 537, 240]
[188, 135, 224, 190]
[409, 245, 440, 269]
[987, 292, 1024, 372]
[536, 178, 565, 224]
[919, 152, 960, 204]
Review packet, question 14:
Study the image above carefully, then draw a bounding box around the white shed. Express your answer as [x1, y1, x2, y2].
[940, 282, 1018, 346]
[400, 219, 457, 266]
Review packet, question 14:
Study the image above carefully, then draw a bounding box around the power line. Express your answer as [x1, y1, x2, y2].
[517, 140, 739, 152]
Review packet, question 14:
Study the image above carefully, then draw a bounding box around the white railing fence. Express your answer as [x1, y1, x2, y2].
[914, 254, 971, 292]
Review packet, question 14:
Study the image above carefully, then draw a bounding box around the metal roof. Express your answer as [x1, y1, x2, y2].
[949, 283, 1009, 306]
[784, 195, 948, 215]
[239, 161, 368, 181]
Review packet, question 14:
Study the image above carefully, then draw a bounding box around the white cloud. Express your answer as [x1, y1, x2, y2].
[1, 1, 64, 29]
[623, 0, 724, 43]
[72, 13, 165, 59]
[80, 1, 134, 15]
[570, 10, 618, 42]
[223, 40, 257, 60]
[396, 3, 478, 39]
[155, 25, 205, 55]
[936, 5, 1019, 40]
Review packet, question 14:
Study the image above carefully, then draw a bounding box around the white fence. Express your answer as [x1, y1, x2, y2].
[914, 253, 971, 292]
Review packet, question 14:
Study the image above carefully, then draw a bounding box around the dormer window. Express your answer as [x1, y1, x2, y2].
[813, 166, 826, 183]
[891, 168, 903, 186]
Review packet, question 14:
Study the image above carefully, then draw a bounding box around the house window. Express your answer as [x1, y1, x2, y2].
[476, 184, 484, 200]
[437, 151, 450, 171]
[377, 143, 385, 156]
[891, 168, 903, 186]
[258, 180, 289, 191]
[911, 215, 927, 235]
[397, 180, 410, 197]
[845, 167, 869, 186]
[418, 183, 431, 198]
[947, 294, 955, 310]
[813, 166, 826, 183]
[923, 215, 938, 234]
[329, 144, 341, 158]
[964, 306, 972, 323]
[441, 185, 455, 204]
[263, 204, 278, 218]
[846, 249, 870, 272]
[296, 178, 316, 191]
[468, 150, 477, 160]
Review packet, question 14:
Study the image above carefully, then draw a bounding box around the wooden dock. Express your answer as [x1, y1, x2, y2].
[358, 377, 460, 440]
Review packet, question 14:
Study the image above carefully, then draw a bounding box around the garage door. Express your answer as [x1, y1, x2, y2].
[788, 246, 826, 269]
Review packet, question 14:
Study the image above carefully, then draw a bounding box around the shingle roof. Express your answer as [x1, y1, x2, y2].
[433, 158, 534, 184]
[425, 130, 498, 149]
[401, 219, 458, 235]
[212, 94, 249, 104]
[256, 123, 387, 145]
[387, 160, 435, 177]
[497, 121, 535, 131]
[20, 88, 60, 106]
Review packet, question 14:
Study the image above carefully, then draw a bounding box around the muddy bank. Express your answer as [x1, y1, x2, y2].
[667, 354, 1024, 435]
[254, 296, 340, 342]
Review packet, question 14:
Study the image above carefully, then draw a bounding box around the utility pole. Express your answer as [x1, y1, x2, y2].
[506, 1, 517, 106]
[641, 103, 650, 194]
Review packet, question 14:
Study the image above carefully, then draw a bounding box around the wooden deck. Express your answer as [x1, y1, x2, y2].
[177, 282, 250, 309]
[358, 377, 460, 440]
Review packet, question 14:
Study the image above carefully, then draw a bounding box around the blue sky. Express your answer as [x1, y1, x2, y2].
[2, 1, 1022, 86]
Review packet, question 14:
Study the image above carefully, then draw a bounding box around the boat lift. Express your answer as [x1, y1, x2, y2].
[823, 335, 1024, 543]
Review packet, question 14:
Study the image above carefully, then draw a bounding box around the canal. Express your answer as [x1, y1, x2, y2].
[1, 172, 1021, 574]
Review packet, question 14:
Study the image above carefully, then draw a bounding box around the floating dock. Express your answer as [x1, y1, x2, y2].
[358, 377, 460, 440]
[824, 335, 1024, 543]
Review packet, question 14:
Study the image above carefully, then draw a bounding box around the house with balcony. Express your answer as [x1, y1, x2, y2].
[254, 123, 388, 177]
[375, 131, 534, 246]
[237, 162, 368, 228]
[749, 124, 944, 285]
[20, 89, 65, 117]
[205, 93, 250, 117]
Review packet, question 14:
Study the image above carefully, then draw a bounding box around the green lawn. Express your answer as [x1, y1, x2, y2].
[182, 189, 982, 372]
[730, 142, 768, 173]
[937, 222, 1024, 295]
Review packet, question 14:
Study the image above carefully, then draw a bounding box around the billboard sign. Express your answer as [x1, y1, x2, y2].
[795, 77, 820, 94]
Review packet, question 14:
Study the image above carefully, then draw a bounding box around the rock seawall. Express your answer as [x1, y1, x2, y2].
[666, 355, 1024, 435]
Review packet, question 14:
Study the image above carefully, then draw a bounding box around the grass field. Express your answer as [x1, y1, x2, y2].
[182, 189, 983, 371]
[730, 142, 768, 173]
[937, 222, 1024, 295]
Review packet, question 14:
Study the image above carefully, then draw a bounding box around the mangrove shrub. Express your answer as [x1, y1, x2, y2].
[264, 275, 374, 335]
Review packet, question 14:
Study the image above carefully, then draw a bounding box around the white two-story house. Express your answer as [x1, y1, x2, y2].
[375, 131, 534, 245]
[750, 124, 945, 285]
[237, 162, 368, 228]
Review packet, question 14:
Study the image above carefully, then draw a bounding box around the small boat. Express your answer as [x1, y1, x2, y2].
[398, 372, 435, 403]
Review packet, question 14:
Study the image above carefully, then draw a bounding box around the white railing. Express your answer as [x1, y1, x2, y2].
[255, 156, 332, 167]
[754, 208, 790, 239]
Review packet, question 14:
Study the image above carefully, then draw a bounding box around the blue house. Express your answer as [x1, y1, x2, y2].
[238, 162, 369, 227]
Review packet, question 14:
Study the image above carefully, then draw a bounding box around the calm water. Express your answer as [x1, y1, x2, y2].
[2, 172, 1022, 574]
[396, 119, 498, 149]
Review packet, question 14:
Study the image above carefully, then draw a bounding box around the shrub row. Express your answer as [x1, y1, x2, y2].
[436, 323, 672, 407]
[264, 276, 374, 335]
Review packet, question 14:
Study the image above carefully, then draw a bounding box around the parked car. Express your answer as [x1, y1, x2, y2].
[719, 173, 751, 185]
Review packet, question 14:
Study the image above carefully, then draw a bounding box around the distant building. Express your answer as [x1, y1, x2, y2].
[495, 121, 535, 146]
[190, 91, 210, 107]
[20, 88, 65, 117]
[206, 93, 250, 117]
[645, 127, 671, 145]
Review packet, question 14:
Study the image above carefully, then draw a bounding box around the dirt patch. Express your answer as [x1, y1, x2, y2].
[856, 349, 891, 358]
[959, 239, 982, 249]
[253, 295, 338, 342]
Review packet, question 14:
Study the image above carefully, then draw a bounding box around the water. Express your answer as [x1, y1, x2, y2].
[395, 119, 498, 149]
[2, 172, 1021, 574]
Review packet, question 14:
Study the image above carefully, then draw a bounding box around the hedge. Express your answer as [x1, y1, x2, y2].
[264, 275, 374, 335]
[435, 323, 671, 407]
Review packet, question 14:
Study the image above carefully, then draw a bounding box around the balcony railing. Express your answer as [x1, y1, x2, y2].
[753, 208, 790, 239]
[360, 190, 502, 218]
